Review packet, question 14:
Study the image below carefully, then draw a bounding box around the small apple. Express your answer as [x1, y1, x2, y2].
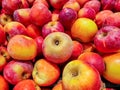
[3, 60, 33, 85]
[0, 24, 6, 45]
[0, 13, 12, 26]
[32, 59, 60, 86]
[62, 60, 102, 90]
[51, 9, 60, 21]
[0, 55, 7, 72]
[42, 21, 64, 38]
[76, 0, 89, 7]
[30, 3, 52, 26]
[13, 8, 31, 26]
[52, 80, 63, 90]
[94, 25, 120, 53]
[59, 8, 77, 30]
[7, 35, 37, 60]
[13, 79, 41, 90]
[33, 0, 49, 8]
[78, 52, 105, 75]
[42, 32, 73, 64]
[0, 75, 9, 90]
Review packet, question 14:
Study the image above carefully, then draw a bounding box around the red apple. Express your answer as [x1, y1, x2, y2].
[76, 0, 89, 7]
[62, 60, 102, 90]
[114, 0, 120, 12]
[42, 21, 64, 38]
[0, 75, 9, 90]
[78, 52, 105, 75]
[0, 13, 12, 26]
[33, 0, 49, 8]
[59, 8, 77, 30]
[0, 24, 6, 45]
[2, 0, 29, 15]
[13, 79, 41, 90]
[3, 60, 33, 85]
[13, 8, 31, 26]
[94, 25, 120, 53]
[30, 3, 52, 26]
[4, 21, 28, 39]
[42, 32, 73, 64]
[32, 59, 60, 86]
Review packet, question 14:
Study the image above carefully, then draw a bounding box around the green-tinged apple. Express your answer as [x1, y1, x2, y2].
[42, 32, 73, 64]
[7, 35, 37, 60]
[13, 79, 41, 90]
[42, 21, 64, 38]
[32, 59, 60, 86]
[30, 3, 52, 26]
[78, 52, 105, 75]
[62, 60, 102, 90]
[4, 21, 28, 39]
[103, 53, 120, 84]
[0, 13, 12, 26]
[13, 8, 31, 26]
[0, 24, 6, 45]
[94, 25, 120, 53]
[0, 75, 9, 90]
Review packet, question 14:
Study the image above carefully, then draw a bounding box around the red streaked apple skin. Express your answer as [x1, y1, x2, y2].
[94, 25, 120, 53]
[42, 32, 73, 64]
[62, 60, 102, 90]
[3, 60, 33, 85]
[0, 24, 6, 44]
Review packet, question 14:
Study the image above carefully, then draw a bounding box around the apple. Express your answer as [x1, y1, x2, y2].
[0, 55, 7, 72]
[51, 9, 60, 21]
[82, 42, 95, 52]
[70, 40, 83, 60]
[114, 0, 120, 12]
[13, 79, 41, 90]
[78, 7, 96, 20]
[13, 8, 31, 26]
[0, 13, 12, 26]
[26, 24, 41, 39]
[3, 60, 33, 85]
[30, 3, 52, 26]
[78, 52, 105, 75]
[0, 24, 6, 44]
[4, 21, 28, 39]
[33, 0, 49, 8]
[94, 10, 113, 28]
[62, 60, 102, 90]
[52, 80, 63, 90]
[34, 36, 44, 57]
[2, 0, 29, 15]
[76, 0, 89, 7]
[49, 0, 68, 9]
[0, 75, 9, 90]
[94, 25, 120, 53]
[42, 21, 64, 38]
[32, 59, 60, 86]
[7, 35, 37, 60]
[42, 32, 73, 64]
[59, 8, 77, 30]
[102, 53, 120, 84]
[83, 0, 101, 13]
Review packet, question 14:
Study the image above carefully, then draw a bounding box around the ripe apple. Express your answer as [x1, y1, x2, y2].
[52, 80, 63, 90]
[42, 32, 73, 64]
[59, 8, 77, 30]
[2, 0, 29, 15]
[51, 9, 60, 21]
[3, 60, 33, 85]
[78, 52, 105, 75]
[33, 0, 49, 8]
[13, 79, 41, 90]
[42, 21, 64, 38]
[0, 24, 6, 44]
[32, 59, 60, 86]
[62, 60, 102, 90]
[4, 21, 28, 39]
[7, 35, 37, 60]
[76, 0, 89, 7]
[94, 25, 120, 53]
[0, 75, 9, 90]
[13, 8, 31, 26]
[30, 3, 52, 26]
[0, 13, 12, 26]
[0, 55, 7, 72]
[114, 0, 120, 12]
[103, 53, 120, 84]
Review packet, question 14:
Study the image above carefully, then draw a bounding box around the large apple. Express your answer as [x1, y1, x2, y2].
[0, 24, 6, 45]
[7, 35, 37, 60]
[62, 60, 102, 90]
[3, 60, 33, 85]
[42, 32, 73, 64]
[42, 21, 64, 38]
[94, 25, 120, 53]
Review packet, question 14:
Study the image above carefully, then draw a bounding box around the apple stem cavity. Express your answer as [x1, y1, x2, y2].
[55, 40, 59, 45]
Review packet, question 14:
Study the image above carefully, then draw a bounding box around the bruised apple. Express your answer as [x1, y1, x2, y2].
[7, 35, 37, 60]
[42, 32, 73, 64]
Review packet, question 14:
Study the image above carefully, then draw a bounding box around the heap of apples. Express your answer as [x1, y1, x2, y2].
[1, 0, 120, 90]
